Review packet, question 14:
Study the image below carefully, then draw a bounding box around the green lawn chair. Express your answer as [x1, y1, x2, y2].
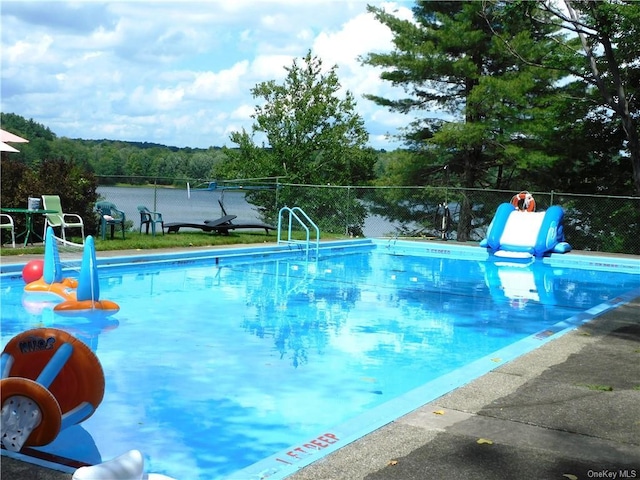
[96, 201, 126, 240]
[137, 205, 164, 236]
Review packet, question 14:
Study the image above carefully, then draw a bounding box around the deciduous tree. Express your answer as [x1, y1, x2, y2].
[492, 0, 640, 195]
[218, 51, 376, 232]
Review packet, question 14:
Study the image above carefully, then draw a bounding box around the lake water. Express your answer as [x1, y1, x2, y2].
[97, 186, 398, 237]
[97, 186, 259, 227]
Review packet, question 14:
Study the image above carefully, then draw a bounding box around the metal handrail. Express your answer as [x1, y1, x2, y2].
[277, 206, 320, 259]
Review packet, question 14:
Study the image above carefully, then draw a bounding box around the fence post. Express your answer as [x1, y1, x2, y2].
[346, 186, 351, 236]
[153, 178, 158, 211]
[550, 189, 554, 205]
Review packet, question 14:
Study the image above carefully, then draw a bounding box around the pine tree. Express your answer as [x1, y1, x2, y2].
[362, 1, 564, 240]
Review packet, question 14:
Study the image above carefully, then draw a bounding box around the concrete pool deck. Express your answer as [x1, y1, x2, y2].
[1, 247, 639, 479]
[288, 295, 640, 480]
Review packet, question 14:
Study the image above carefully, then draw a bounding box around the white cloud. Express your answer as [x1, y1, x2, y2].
[250, 55, 293, 80]
[4, 35, 53, 64]
[0, 1, 413, 149]
[231, 104, 255, 121]
[314, 11, 394, 67]
[188, 61, 249, 100]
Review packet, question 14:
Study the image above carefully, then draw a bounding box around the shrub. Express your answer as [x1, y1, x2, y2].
[1, 156, 99, 241]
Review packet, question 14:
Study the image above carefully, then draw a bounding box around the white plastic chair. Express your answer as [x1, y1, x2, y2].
[0, 213, 16, 248]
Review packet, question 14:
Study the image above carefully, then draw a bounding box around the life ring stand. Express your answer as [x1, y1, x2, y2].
[0, 377, 62, 447]
[0, 328, 104, 449]
[510, 191, 536, 212]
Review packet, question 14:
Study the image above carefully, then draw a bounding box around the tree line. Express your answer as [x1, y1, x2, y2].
[1, 1, 637, 246]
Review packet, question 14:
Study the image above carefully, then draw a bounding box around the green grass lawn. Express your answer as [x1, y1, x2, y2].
[1, 230, 346, 256]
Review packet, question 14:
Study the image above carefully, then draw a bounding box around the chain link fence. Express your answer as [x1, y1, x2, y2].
[96, 177, 640, 255]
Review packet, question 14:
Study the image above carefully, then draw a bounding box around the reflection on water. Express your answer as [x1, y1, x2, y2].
[1, 249, 639, 479]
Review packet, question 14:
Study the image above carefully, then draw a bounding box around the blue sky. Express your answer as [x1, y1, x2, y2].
[1, 1, 414, 150]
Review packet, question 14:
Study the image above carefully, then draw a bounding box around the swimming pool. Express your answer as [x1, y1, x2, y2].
[1, 240, 639, 479]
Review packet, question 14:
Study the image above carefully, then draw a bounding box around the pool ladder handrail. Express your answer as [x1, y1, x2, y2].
[277, 207, 320, 259]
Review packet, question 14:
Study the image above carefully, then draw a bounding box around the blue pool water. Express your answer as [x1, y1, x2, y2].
[1, 240, 639, 479]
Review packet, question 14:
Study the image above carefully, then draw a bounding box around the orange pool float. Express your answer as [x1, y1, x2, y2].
[0, 328, 104, 449]
[0, 377, 62, 447]
[24, 277, 119, 312]
[24, 277, 79, 299]
[55, 299, 120, 312]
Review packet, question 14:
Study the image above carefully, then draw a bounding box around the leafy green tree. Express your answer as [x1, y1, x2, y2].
[90, 144, 126, 180]
[523, 79, 629, 194]
[362, 1, 564, 240]
[0, 112, 55, 166]
[217, 50, 376, 232]
[50, 137, 85, 165]
[152, 153, 186, 185]
[186, 150, 226, 181]
[1, 157, 98, 240]
[492, 0, 640, 195]
[124, 149, 154, 184]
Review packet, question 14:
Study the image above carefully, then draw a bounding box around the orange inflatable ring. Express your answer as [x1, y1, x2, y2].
[54, 299, 120, 312]
[510, 191, 536, 212]
[0, 377, 62, 447]
[1, 328, 104, 420]
[24, 277, 78, 300]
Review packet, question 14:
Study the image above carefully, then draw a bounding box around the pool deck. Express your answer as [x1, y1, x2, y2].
[1, 246, 639, 480]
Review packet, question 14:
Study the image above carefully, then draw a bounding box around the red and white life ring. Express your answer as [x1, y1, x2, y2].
[510, 191, 536, 212]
